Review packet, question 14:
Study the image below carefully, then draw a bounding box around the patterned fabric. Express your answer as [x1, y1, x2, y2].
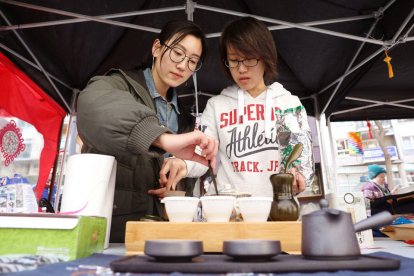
[0, 255, 62, 274]
[362, 180, 391, 199]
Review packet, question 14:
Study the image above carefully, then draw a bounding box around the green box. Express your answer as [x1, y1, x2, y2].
[0, 213, 107, 261]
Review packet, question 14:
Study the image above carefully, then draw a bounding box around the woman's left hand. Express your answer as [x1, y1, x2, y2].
[291, 167, 306, 194]
[148, 187, 167, 199]
[159, 158, 188, 191]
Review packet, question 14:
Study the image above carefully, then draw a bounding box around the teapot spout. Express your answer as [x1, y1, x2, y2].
[354, 211, 393, 232]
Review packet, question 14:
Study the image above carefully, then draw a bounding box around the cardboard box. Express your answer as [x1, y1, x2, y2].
[382, 223, 414, 241]
[0, 213, 107, 261]
[381, 214, 414, 241]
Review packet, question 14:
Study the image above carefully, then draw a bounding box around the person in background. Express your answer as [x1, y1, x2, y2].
[159, 17, 314, 198]
[362, 164, 393, 199]
[362, 164, 394, 236]
[77, 20, 218, 242]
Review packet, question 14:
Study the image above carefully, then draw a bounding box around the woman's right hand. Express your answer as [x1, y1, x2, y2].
[159, 158, 188, 191]
[152, 131, 218, 168]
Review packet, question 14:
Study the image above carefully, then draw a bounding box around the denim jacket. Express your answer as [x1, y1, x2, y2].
[143, 68, 180, 134]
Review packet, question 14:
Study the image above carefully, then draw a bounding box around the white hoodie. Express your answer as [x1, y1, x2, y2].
[185, 82, 314, 197]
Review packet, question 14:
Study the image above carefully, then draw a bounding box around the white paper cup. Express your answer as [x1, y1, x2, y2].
[237, 197, 273, 222]
[200, 196, 236, 222]
[161, 197, 199, 222]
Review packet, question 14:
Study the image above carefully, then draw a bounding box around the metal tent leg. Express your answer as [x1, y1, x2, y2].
[206, 14, 375, 38]
[0, 0, 161, 33]
[345, 97, 414, 110]
[327, 116, 339, 192]
[0, 6, 185, 31]
[0, 9, 72, 112]
[0, 42, 73, 90]
[319, 17, 381, 117]
[332, 98, 414, 116]
[196, 4, 384, 45]
[186, 0, 199, 117]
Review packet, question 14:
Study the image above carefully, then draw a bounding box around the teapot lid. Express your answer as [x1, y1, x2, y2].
[304, 198, 345, 217]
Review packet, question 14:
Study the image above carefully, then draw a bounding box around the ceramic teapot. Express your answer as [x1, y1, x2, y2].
[301, 199, 393, 260]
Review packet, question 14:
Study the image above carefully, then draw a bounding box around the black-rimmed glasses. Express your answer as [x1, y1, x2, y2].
[224, 58, 261, 68]
[163, 44, 202, 72]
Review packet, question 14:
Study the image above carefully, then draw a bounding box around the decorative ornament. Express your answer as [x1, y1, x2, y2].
[0, 120, 26, 166]
[383, 49, 394, 78]
[367, 118, 372, 139]
[347, 132, 363, 155]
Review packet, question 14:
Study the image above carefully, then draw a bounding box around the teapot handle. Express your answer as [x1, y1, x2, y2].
[354, 211, 393, 232]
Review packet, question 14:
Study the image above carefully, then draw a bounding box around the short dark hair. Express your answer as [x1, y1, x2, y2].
[220, 16, 277, 84]
[140, 20, 208, 69]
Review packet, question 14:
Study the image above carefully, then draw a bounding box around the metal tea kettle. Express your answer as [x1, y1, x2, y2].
[301, 198, 393, 260]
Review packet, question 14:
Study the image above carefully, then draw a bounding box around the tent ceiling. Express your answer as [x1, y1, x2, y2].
[0, 0, 413, 122]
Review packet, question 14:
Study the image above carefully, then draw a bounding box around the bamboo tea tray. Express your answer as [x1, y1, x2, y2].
[125, 221, 302, 255]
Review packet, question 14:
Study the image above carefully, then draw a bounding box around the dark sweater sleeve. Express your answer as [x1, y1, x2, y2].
[77, 76, 172, 157]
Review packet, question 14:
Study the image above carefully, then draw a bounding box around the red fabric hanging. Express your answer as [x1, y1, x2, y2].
[0, 52, 66, 200]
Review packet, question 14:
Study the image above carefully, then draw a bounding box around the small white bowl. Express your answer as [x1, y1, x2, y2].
[161, 197, 199, 222]
[200, 196, 236, 222]
[237, 197, 273, 222]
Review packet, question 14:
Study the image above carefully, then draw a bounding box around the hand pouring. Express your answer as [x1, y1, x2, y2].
[301, 199, 393, 260]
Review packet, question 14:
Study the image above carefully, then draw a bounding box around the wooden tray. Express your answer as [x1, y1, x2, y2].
[125, 221, 302, 256]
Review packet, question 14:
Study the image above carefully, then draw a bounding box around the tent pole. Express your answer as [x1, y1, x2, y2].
[206, 14, 374, 38]
[312, 94, 320, 119]
[332, 98, 414, 115]
[193, 73, 199, 116]
[54, 114, 71, 212]
[316, 46, 386, 96]
[315, 116, 330, 194]
[195, 4, 384, 45]
[345, 97, 414, 110]
[382, 0, 397, 11]
[48, 118, 65, 204]
[400, 20, 414, 42]
[299, 95, 313, 100]
[319, 16, 380, 116]
[327, 116, 339, 192]
[391, 8, 414, 43]
[186, 0, 199, 117]
[178, 91, 216, 98]
[67, 89, 79, 158]
[0, 9, 71, 112]
[0, 0, 161, 33]
[53, 88, 78, 211]
[0, 6, 185, 31]
[0, 42, 73, 90]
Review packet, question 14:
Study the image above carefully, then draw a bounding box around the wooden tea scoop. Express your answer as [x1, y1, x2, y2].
[284, 144, 304, 173]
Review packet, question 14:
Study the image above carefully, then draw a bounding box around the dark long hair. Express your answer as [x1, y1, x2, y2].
[138, 20, 208, 70]
[220, 17, 278, 84]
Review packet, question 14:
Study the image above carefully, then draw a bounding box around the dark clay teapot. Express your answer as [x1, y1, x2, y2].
[269, 144, 303, 221]
[301, 199, 393, 260]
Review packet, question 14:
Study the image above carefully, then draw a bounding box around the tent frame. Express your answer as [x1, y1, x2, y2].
[2, 0, 413, 118]
[1, 0, 414, 201]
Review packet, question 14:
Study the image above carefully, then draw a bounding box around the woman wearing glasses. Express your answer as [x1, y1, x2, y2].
[160, 17, 314, 201]
[77, 20, 218, 242]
